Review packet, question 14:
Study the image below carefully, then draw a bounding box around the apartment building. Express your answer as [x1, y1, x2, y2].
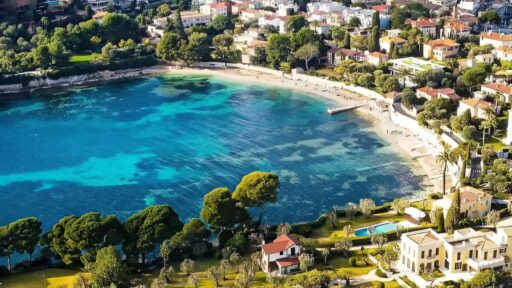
[423, 39, 460, 61]
[389, 57, 445, 86]
[400, 227, 511, 275]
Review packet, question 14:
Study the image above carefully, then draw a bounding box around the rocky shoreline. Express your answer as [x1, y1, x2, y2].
[0, 66, 169, 96]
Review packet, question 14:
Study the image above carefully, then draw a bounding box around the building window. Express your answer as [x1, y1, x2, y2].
[484, 252, 488, 260]
[435, 248, 439, 256]
[457, 252, 461, 261]
[428, 249, 432, 258]
[445, 260, 449, 269]
[280, 251, 283, 256]
[470, 250, 473, 258]
[493, 250, 497, 258]
[455, 262, 462, 270]
[421, 251, 425, 259]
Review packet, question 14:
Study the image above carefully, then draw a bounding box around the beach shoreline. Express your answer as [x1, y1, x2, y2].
[166, 66, 440, 197]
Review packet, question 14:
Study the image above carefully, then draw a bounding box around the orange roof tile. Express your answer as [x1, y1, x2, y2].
[482, 83, 512, 95]
[261, 234, 300, 254]
[427, 39, 460, 47]
[480, 32, 512, 42]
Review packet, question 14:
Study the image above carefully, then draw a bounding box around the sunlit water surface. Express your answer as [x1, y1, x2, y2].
[0, 75, 423, 228]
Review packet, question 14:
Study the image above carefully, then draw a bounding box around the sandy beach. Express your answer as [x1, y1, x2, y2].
[166, 66, 443, 197]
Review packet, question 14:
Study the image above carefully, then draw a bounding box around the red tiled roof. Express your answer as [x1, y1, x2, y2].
[482, 83, 512, 95]
[276, 257, 300, 267]
[411, 19, 436, 27]
[372, 4, 390, 12]
[427, 39, 460, 47]
[480, 32, 512, 42]
[261, 234, 300, 254]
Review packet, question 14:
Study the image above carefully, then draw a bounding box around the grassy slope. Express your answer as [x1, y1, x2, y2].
[0, 268, 86, 288]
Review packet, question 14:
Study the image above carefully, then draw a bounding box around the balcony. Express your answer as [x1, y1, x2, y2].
[467, 256, 505, 270]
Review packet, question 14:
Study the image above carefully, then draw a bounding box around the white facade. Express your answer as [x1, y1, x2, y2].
[277, 3, 298, 16]
[307, 0, 345, 13]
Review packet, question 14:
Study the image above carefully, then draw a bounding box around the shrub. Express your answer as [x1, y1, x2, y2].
[375, 268, 387, 278]
[374, 282, 385, 288]
[349, 257, 357, 267]
[428, 193, 442, 200]
[224, 232, 249, 253]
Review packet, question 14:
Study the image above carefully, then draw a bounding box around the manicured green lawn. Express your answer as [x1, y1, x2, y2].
[70, 54, 94, 63]
[316, 250, 375, 277]
[0, 268, 86, 288]
[310, 212, 405, 245]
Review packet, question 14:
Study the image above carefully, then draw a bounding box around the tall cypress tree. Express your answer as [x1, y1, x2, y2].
[445, 190, 461, 234]
[343, 31, 351, 49]
[372, 11, 380, 29]
[174, 8, 188, 40]
[368, 26, 380, 52]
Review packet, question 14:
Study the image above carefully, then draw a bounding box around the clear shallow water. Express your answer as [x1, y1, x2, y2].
[354, 222, 399, 237]
[0, 75, 423, 228]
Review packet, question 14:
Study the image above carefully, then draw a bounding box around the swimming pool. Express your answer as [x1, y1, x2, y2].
[354, 222, 398, 237]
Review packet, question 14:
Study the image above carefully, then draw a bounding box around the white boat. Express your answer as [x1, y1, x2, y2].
[327, 104, 364, 115]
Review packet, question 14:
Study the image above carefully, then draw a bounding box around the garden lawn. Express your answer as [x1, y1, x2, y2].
[310, 212, 405, 245]
[0, 268, 86, 288]
[70, 54, 94, 63]
[314, 250, 375, 277]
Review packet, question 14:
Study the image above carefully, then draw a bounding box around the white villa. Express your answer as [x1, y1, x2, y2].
[400, 227, 512, 275]
[261, 234, 303, 275]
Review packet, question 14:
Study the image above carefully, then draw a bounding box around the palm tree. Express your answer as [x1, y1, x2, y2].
[436, 142, 456, 195]
[480, 119, 492, 147]
[483, 106, 497, 135]
[395, 67, 410, 87]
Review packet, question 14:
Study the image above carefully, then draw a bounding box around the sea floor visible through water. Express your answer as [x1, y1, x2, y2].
[0, 74, 424, 228]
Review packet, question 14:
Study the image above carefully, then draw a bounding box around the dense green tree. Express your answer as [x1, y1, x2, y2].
[0, 226, 14, 271]
[445, 190, 461, 234]
[461, 125, 477, 141]
[170, 218, 211, 251]
[157, 4, 172, 17]
[348, 16, 361, 27]
[85, 6, 94, 20]
[201, 188, 248, 231]
[285, 16, 307, 33]
[266, 34, 292, 68]
[156, 32, 181, 61]
[181, 32, 209, 64]
[8, 217, 42, 262]
[479, 11, 501, 24]
[435, 208, 444, 232]
[295, 43, 319, 71]
[368, 26, 380, 52]
[293, 27, 321, 50]
[390, 9, 405, 29]
[462, 63, 490, 91]
[48, 213, 123, 265]
[232, 172, 279, 222]
[32, 45, 50, 69]
[101, 13, 140, 44]
[342, 31, 350, 49]
[174, 9, 188, 40]
[212, 33, 234, 64]
[123, 205, 183, 264]
[211, 15, 233, 33]
[372, 11, 380, 29]
[88, 246, 127, 287]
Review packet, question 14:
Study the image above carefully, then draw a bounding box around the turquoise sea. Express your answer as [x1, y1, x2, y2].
[0, 74, 423, 228]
